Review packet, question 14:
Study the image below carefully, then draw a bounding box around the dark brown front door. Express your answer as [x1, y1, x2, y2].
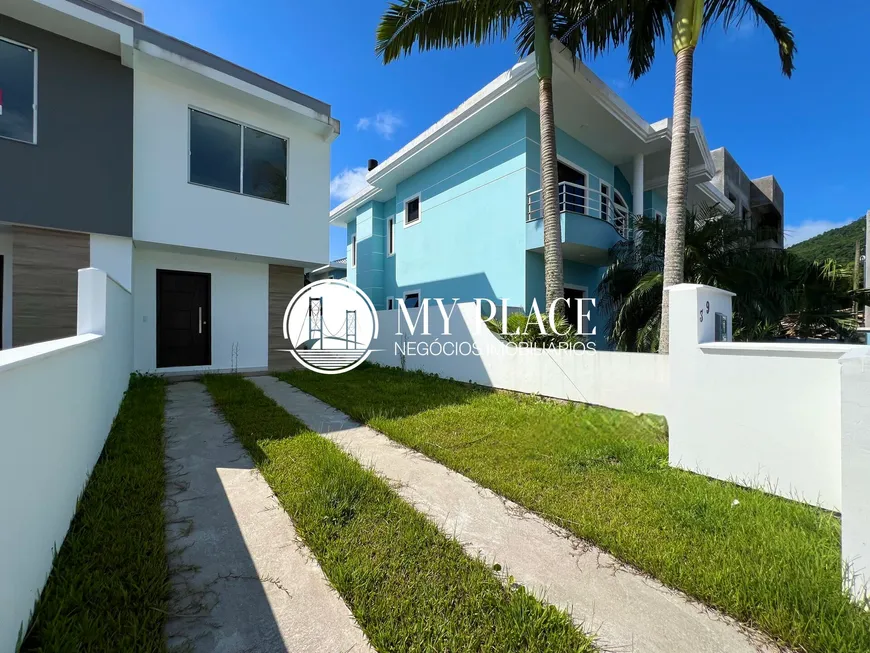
[157, 270, 211, 368]
[564, 287, 586, 332]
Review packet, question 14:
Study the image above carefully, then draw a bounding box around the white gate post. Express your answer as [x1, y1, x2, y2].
[840, 347, 870, 603]
[667, 284, 735, 469]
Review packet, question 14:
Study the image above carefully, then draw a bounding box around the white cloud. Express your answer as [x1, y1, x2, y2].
[785, 218, 855, 247]
[330, 167, 369, 203]
[356, 111, 403, 139]
[610, 78, 629, 91]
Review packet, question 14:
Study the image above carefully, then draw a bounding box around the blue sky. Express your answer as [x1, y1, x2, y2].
[135, 0, 869, 262]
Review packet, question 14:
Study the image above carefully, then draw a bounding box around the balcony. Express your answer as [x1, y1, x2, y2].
[526, 182, 630, 266]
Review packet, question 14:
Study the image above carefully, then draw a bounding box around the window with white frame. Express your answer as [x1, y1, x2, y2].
[189, 108, 287, 203]
[0, 37, 37, 144]
[599, 182, 611, 220]
[351, 235, 357, 267]
[403, 291, 420, 308]
[557, 161, 586, 214]
[388, 218, 395, 255]
[386, 297, 394, 310]
[405, 196, 421, 226]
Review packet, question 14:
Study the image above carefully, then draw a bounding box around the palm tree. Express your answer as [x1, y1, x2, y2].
[579, 0, 795, 351]
[598, 205, 856, 352]
[376, 0, 592, 315]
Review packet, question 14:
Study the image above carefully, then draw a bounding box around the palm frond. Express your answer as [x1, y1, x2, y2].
[598, 203, 857, 349]
[625, 0, 672, 79]
[376, 0, 521, 63]
[704, 0, 796, 76]
[551, 0, 627, 63]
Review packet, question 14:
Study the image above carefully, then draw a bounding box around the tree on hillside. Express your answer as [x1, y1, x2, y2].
[788, 217, 866, 267]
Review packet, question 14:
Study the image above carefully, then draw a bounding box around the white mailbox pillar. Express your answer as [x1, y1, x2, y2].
[840, 347, 870, 603]
[668, 284, 735, 470]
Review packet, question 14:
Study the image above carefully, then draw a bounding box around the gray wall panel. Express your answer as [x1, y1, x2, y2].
[0, 16, 132, 237]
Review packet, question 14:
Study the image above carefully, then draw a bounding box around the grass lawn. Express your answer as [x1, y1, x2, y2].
[281, 365, 870, 653]
[21, 374, 169, 652]
[204, 374, 593, 652]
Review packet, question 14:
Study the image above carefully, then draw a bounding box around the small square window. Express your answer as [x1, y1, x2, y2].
[0, 37, 37, 144]
[403, 292, 420, 308]
[405, 196, 421, 226]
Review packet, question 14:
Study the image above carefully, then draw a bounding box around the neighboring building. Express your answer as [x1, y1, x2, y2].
[0, 0, 338, 371]
[308, 258, 348, 283]
[330, 49, 732, 346]
[710, 147, 785, 249]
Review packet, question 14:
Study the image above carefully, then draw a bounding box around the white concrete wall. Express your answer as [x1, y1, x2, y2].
[132, 247, 268, 373]
[90, 234, 133, 292]
[0, 268, 132, 652]
[132, 55, 330, 267]
[840, 348, 870, 602]
[668, 284, 861, 511]
[368, 303, 669, 415]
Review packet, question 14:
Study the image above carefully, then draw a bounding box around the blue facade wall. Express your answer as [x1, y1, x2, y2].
[350, 111, 530, 310]
[524, 252, 608, 348]
[345, 107, 678, 349]
[644, 190, 667, 219]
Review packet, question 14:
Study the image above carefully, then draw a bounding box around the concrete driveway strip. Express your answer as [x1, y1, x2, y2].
[253, 375, 780, 653]
[163, 382, 374, 653]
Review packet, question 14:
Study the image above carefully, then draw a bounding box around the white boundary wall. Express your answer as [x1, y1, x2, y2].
[367, 289, 870, 602]
[0, 269, 133, 651]
[368, 303, 669, 415]
[839, 348, 870, 601]
[668, 285, 855, 511]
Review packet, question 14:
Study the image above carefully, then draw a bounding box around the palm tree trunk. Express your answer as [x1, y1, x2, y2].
[658, 45, 695, 353]
[540, 75, 564, 315]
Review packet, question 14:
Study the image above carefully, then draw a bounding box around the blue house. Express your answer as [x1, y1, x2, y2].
[331, 49, 733, 347]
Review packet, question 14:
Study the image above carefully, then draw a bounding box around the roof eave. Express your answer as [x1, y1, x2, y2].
[330, 185, 381, 224]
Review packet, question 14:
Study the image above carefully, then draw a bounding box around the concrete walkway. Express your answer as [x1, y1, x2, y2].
[253, 376, 779, 653]
[163, 382, 373, 653]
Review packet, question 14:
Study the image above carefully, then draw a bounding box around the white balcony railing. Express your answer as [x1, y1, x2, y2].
[528, 181, 631, 239]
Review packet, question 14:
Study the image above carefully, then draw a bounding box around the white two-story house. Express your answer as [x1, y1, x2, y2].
[0, 0, 338, 372]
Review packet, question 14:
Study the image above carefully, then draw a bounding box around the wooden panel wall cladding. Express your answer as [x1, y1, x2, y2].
[12, 227, 90, 347]
[268, 264, 304, 371]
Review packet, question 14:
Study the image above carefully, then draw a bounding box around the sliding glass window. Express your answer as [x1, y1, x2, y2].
[0, 37, 37, 144]
[189, 108, 287, 203]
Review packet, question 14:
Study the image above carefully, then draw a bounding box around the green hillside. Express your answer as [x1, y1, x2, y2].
[788, 217, 866, 266]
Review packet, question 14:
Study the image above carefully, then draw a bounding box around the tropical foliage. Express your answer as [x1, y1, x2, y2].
[572, 0, 796, 350]
[598, 205, 858, 352]
[486, 311, 584, 347]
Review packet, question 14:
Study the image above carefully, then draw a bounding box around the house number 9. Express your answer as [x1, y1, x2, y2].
[699, 300, 710, 323]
